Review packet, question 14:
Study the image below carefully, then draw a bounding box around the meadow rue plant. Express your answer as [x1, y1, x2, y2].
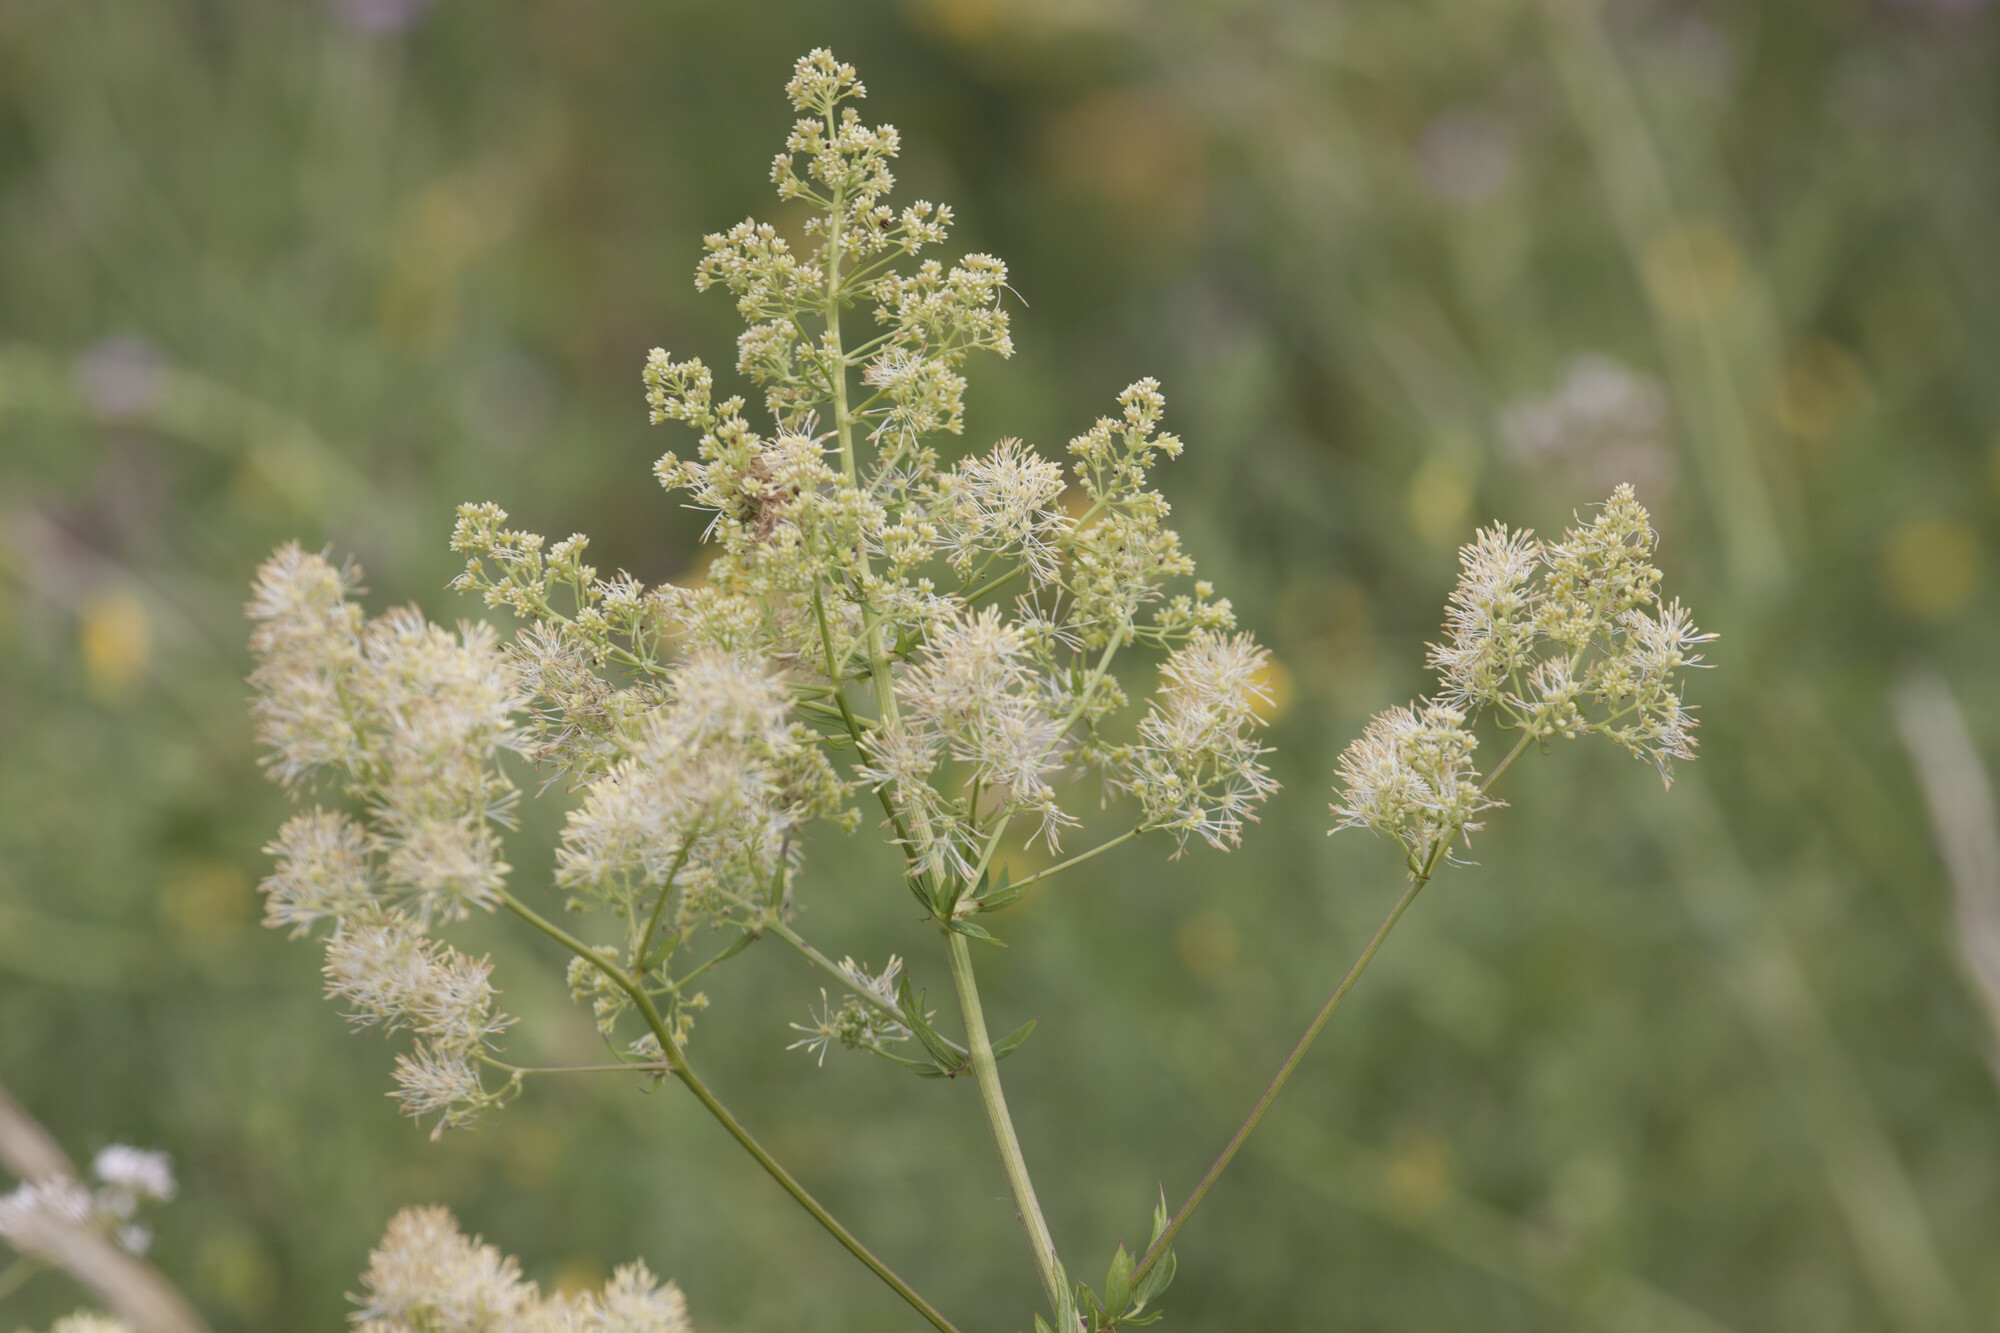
[244, 50, 1710, 1332]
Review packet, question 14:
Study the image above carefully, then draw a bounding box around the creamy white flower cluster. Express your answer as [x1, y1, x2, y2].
[251, 47, 1273, 1118]
[450, 53, 1269, 996]
[1332, 485, 1711, 877]
[0, 1145, 175, 1259]
[249, 546, 524, 1134]
[354, 1206, 691, 1333]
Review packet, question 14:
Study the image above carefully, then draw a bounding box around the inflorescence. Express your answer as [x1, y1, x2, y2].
[1331, 484, 1713, 879]
[240, 46, 1710, 1333]
[246, 47, 1274, 1143]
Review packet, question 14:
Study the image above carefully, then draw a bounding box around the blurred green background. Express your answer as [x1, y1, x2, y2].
[4, 1, 2000, 1329]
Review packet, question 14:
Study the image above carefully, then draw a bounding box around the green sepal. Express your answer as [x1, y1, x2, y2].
[1104, 1243, 1133, 1315]
[1033, 1318, 1053, 1333]
[947, 917, 1006, 945]
[896, 973, 968, 1076]
[991, 1017, 1037, 1061]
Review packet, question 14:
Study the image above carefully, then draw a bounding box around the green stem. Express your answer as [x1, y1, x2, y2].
[635, 823, 702, 969]
[499, 889, 962, 1333]
[1129, 873, 1428, 1289]
[944, 930, 1066, 1310]
[1130, 727, 1540, 1289]
[714, 888, 964, 1056]
[979, 828, 1141, 912]
[962, 562, 1030, 604]
[483, 1056, 670, 1076]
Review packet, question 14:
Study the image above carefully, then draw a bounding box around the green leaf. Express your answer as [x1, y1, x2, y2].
[977, 866, 1033, 913]
[1104, 1244, 1133, 1315]
[896, 974, 966, 1076]
[947, 918, 1006, 945]
[871, 1048, 951, 1079]
[991, 1017, 1037, 1061]
[1054, 1260, 1081, 1333]
[1132, 1248, 1175, 1310]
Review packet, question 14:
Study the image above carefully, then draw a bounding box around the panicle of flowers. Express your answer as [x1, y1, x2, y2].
[0, 1145, 176, 1260]
[352, 1205, 692, 1333]
[1330, 702, 1496, 873]
[322, 922, 515, 1137]
[928, 437, 1070, 584]
[250, 545, 524, 923]
[554, 648, 846, 952]
[251, 48, 1276, 1110]
[1122, 632, 1280, 854]
[451, 504, 675, 785]
[247, 546, 525, 1133]
[1333, 485, 1712, 878]
[1427, 523, 1540, 712]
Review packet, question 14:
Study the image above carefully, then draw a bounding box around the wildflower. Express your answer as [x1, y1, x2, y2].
[1334, 484, 1710, 875]
[89, 1147, 174, 1213]
[353, 1206, 692, 1333]
[1427, 524, 1541, 712]
[0, 1146, 177, 1260]
[353, 1205, 535, 1330]
[1331, 702, 1496, 868]
[929, 437, 1070, 583]
[260, 809, 378, 935]
[251, 47, 1267, 1135]
[1125, 632, 1281, 853]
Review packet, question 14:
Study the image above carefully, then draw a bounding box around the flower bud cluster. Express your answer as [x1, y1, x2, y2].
[354, 1205, 692, 1333]
[1332, 485, 1711, 876]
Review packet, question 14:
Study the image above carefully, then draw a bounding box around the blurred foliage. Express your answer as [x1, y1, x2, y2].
[3, 0, 2000, 1330]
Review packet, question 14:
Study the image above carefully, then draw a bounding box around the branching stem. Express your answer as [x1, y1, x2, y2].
[499, 889, 962, 1333]
[1130, 727, 1539, 1289]
[980, 828, 1141, 911]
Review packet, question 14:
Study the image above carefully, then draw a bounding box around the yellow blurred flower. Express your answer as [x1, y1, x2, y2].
[1407, 457, 1473, 547]
[160, 861, 254, 944]
[1642, 220, 1743, 324]
[78, 587, 151, 704]
[1882, 516, 1982, 620]
[1383, 1131, 1455, 1221]
[1176, 908, 1241, 979]
[1770, 339, 1869, 444]
[1249, 656, 1294, 724]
